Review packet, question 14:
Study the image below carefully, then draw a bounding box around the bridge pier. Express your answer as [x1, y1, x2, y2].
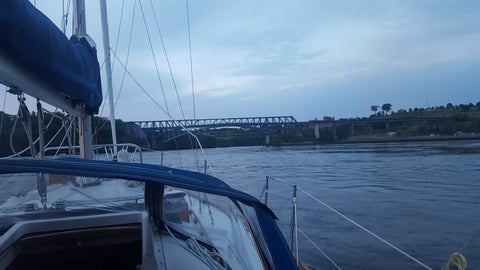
[332, 126, 337, 142]
[265, 135, 270, 146]
[350, 123, 354, 136]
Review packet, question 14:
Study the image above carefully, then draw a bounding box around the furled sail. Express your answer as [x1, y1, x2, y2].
[0, 0, 102, 114]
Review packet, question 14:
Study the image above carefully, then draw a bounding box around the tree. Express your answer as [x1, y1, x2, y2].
[370, 105, 379, 115]
[382, 103, 392, 115]
[446, 103, 454, 109]
[459, 104, 469, 112]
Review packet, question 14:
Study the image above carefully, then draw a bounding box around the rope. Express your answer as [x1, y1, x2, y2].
[9, 114, 20, 157]
[43, 116, 68, 154]
[17, 96, 36, 157]
[441, 253, 467, 270]
[164, 224, 227, 270]
[186, 238, 227, 270]
[440, 228, 480, 270]
[52, 117, 75, 158]
[4, 108, 71, 159]
[298, 227, 342, 270]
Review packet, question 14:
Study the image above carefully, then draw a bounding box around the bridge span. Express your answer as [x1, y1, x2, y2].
[131, 116, 445, 143]
[132, 116, 444, 130]
[133, 116, 298, 130]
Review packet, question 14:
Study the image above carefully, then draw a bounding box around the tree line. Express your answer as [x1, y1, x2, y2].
[370, 102, 480, 117]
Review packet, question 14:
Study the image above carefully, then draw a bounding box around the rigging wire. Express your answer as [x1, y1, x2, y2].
[110, 0, 126, 72]
[138, 0, 170, 114]
[94, 0, 125, 133]
[94, 0, 132, 139]
[148, 0, 199, 163]
[90, 0, 200, 170]
[113, 0, 136, 111]
[148, 0, 186, 120]
[47, 119, 69, 156]
[184, 0, 200, 170]
[109, 50, 209, 166]
[51, 115, 77, 158]
[139, 0, 192, 168]
[93, 0, 125, 134]
[92, 57, 107, 129]
[93, 0, 136, 139]
[185, 0, 196, 120]
[296, 186, 433, 270]
[52, 120, 71, 158]
[0, 88, 7, 138]
[298, 227, 342, 270]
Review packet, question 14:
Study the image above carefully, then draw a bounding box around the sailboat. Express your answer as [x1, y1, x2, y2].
[0, 0, 299, 269]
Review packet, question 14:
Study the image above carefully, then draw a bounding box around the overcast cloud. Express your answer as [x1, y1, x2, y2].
[3, 0, 479, 121]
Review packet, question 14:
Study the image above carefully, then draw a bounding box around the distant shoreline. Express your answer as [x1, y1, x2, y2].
[269, 134, 480, 146]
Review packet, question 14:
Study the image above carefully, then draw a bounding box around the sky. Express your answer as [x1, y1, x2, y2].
[2, 0, 480, 122]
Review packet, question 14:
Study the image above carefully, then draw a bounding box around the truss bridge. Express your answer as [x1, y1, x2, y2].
[134, 116, 298, 130]
[132, 116, 298, 142]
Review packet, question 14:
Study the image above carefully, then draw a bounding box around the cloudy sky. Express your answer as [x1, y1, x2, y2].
[3, 0, 480, 121]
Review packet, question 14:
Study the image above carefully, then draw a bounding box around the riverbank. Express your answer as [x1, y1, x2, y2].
[341, 133, 480, 143]
[270, 133, 480, 146]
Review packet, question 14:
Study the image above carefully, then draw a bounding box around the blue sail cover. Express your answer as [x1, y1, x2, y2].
[0, 0, 102, 114]
[0, 158, 298, 270]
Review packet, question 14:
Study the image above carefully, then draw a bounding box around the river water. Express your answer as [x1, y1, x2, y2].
[145, 140, 480, 270]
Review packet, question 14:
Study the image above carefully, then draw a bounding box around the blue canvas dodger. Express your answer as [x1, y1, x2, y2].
[0, 158, 298, 270]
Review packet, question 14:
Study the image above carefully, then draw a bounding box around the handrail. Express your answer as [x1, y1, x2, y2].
[43, 143, 143, 163]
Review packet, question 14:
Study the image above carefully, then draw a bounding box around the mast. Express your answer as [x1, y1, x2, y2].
[100, 0, 118, 157]
[73, 0, 93, 159]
